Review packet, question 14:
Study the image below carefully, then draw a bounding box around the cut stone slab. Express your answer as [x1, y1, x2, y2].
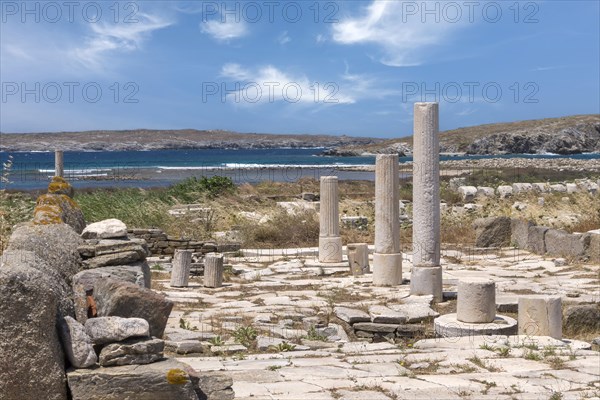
[336, 390, 392, 400]
[388, 303, 439, 323]
[211, 344, 247, 355]
[99, 337, 164, 367]
[473, 216, 511, 248]
[67, 359, 199, 400]
[85, 316, 149, 345]
[164, 328, 216, 342]
[334, 307, 370, 324]
[511, 219, 535, 249]
[82, 219, 128, 239]
[545, 229, 590, 257]
[368, 305, 407, 324]
[59, 316, 97, 368]
[527, 225, 549, 254]
[352, 322, 399, 333]
[83, 251, 141, 269]
[94, 238, 150, 258]
[165, 340, 206, 355]
[94, 278, 173, 338]
[434, 313, 517, 337]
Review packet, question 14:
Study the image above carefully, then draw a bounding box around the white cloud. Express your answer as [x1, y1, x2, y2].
[278, 31, 291, 45]
[73, 13, 172, 69]
[315, 34, 326, 44]
[332, 1, 466, 66]
[201, 18, 248, 41]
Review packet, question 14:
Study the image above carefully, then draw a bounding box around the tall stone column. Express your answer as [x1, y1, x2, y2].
[55, 150, 64, 178]
[410, 102, 443, 301]
[318, 176, 343, 263]
[373, 154, 402, 285]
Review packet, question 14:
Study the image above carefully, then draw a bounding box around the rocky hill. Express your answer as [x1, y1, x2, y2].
[0, 129, 383, 152]
[323, 114, 600, 156]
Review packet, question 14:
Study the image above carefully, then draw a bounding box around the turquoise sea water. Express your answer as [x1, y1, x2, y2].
[1, 148, 598, 191]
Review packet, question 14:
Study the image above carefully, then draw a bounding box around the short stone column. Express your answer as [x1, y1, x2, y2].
[518, 295, 562, 339]
[318, 176, 343, 263]
[170, 249, 193, 287]
[410, 102, 442, 301]
[55, 150, 64, 178]
[457, 278, 496, 323]
[347, 243, 369, 276]
[204, 253, 224, 288]
[373, 154, 402, 286]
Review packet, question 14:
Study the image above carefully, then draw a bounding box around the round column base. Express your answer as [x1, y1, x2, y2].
[434, 313, 518, 337]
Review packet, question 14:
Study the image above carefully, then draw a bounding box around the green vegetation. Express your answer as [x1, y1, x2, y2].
[233, 326, 258, 348]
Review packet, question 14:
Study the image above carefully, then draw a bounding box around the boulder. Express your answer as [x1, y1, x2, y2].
[458, 186, 477, 202]
[99, 337, 164, 367]
[72, 262, 151, 323]
[566, 183, 579, 193]
[7, 223, 83, 284]
[66, 359, 200, 400]
[476, 187, 495, 198]
[473, 216, 511, 248]
[0, 263, 67, 400]
[94, 278, 173, 338]
[497, 185, 513, 198]
[527, 225, 549, 254]
[512, 183, 533, 194]
[511, 219, 535, 249]
[564, 305, 600, 333]
[188, 370, 235, 400]
[58, 316, 97, 368]
[32, 193, 86, 234]
[545, 229, 590, 258]
[82, 219, 128, 239]
[48, 176, 75, 197]
[85, 316, 149, 345]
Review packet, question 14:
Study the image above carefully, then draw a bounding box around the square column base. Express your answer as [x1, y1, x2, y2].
[318, 236, 343, 263]
[372, 253, 402, 286]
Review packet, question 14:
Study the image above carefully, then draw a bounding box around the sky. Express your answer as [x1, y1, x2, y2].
[0, 0, 599, 137]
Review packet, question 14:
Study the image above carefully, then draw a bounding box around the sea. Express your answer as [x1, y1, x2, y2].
[1, 148, 598, 191]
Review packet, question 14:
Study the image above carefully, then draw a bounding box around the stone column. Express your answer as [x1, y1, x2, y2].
[347, 243, 369, 276]
[518, 295, 562, 339]
[457, 279, 495, 323]
[170, 249, 193, 287]
[318, 176, 343, 263]
[410, 102, 443, 301]
[373, 154, 402, 285]
[55, 150, 64, 178]
[204, 253, 224, 288]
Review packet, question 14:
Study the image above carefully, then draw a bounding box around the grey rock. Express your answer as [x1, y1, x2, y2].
[396, 324, 426, 338]
[334, 306, 370, 324]
[188, 370, 235, 400]
[511, 219, 535, 249]
[59, 316, 97, 368]
[497, 185, 513, 198]
[352, 322, 399, 333]
[592, 337, 600, 346]
[85, 316, 149, 345]
[564, 305, 600, 333]
[72, 262, 151, 323]
[527, 225, 549, 254]
[94, 238, 150, 258]
[458, 186, 477, 202]
[473, 216, 512, 248]
[94, 278, 173, 338]
[545, 229, 590, 257]
[83, 250, 142, 269]
[67, 359, 200, 400]
[82, 219, 128, 239]
[99, 337, 164, 367]
[210, 344, 247, 355]
[586, 232, 600, 262]
[165, 340, 206, 354]
[0, 262, 67, 400]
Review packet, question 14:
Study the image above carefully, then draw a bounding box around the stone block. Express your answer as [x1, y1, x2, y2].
[518, 295, 562, 339]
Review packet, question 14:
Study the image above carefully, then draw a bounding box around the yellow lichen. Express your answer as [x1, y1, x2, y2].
[48, 176, 74, 197]
[166, 369, 189, 385]
[32, 204, 63, 225]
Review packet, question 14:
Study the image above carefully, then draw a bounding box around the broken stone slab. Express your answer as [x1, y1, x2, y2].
[545, 229, 590, 257]
[72, 262, 151, 323]
[99, 337, 164, 367]
[85, 316, 149, 345]
[511, 219, 535, 249]
[188, 370, 235, 400]
[94, 238, 150, 258]
[94, 278, 173, 338]
[388, 303, 439, 323]
[326, 323, 350, 342]
[368, 305, 407, 324]
[352, 322, 399, 333]
[82, 219, 128, 239]
[395, 324, 426, 338]
[527, 225, 549, 254]
[210, 344, 247, 355]
[83, 250, 141, 269]
[165, 340, 206, 355]
[164, 328, 216, 342]
[473, 216, 511, 248]
[67, 359, 199, 400]
[59, 316, 97, 368]
[334, 307, 370, 324]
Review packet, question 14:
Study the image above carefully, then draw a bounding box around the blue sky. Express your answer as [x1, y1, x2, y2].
[1, 0, 599, 137]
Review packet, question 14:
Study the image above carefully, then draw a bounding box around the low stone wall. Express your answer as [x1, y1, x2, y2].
[475, 217, 599, 261]
[127, 228, 240, 256]
[456, 179, 599, 201]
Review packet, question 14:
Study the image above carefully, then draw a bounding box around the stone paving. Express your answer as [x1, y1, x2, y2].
[151, 247, 600, 400]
